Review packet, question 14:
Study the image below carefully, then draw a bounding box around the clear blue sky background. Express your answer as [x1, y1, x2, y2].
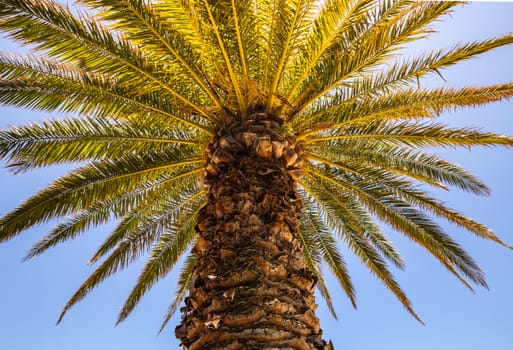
[1, 2, 512, 350]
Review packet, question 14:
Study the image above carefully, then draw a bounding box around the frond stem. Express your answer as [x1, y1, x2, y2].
[203, 0, 246, 114]
[232, 0, 249, 92]
[266, 0, 303, 112]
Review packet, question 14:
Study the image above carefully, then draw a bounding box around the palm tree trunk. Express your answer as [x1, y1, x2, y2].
[175, 116, 329, 349]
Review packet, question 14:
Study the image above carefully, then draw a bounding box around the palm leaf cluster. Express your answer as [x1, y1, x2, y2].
[1, 0, 512, 330]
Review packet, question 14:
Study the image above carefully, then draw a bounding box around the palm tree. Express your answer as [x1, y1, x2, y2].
[1, 0, 512, 348]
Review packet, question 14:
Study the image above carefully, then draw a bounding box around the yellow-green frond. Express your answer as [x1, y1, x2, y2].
[159, 253, 197, 333]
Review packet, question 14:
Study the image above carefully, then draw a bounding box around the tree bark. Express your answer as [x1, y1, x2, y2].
[176, 115, 329, 349]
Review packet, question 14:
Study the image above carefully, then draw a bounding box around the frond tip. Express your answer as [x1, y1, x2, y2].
[159, 253, 197, 333]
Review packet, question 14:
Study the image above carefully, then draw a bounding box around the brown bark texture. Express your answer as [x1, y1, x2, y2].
[175, 114, 330, 349]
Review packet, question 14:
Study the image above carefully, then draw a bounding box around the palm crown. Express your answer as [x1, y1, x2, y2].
[1, 0, 512, 337]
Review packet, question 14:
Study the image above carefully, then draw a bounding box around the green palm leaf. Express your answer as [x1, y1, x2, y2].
[0, 151, 203, 240]
[301, 174, 421, 321]
[297, 83, 513, 133]
[306, 144, 490, 194]
[116, 194, 203, 324]
[77, 0, 222, 108]
[23, 167, 204, 260]
[57, 188, 205, 323]
[159, 253, 197, 333]
[0, 116, 205, 171]
[0, 53, 213, 132]
[292, 1, 458, 116]
[305, 164, 486, 288]
[305, 121, 513, 148]
[0, 0, 210, 117]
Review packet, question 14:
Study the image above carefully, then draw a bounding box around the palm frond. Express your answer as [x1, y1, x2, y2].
[155, 0, 234, 98]
[306, 164, 486, 290]
[0, 0, 211, 118]
[88, 181, 204, 265]
[297, 83, 513, 133]
[199, 0, 246, 113]
[342, 199, 405, 270]
[116, 199, 202, 324]
[0, 52, 213, 133]
[301, 34, 513, 123]
[230, 0, 249, 90]
[298, 198, 338, 318]
[56, 188, 205, 323]
[307, 150, 511, 248]
[265, 0, 316, 111]
[304, 121, 513, 148]
[77, 0, 222, 109]
[159, 253, 197, 333]
[0, 151, 203, 241]
[300, 185, 357, 309]
[292, 1, 459, 115]
[284, 0, 398, 100]
[261, 0, 279, 89]
[0, 116, 205, 171]
[23, 168, 204, 260]
[306, 144, 489, 195]
[301, 174, 421, 321]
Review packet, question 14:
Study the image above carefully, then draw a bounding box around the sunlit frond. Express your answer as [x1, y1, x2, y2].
[305, 121, 513, 148]
[265, 0, 316, 111]
[292, 1, 459, 116]
[0, 52, 213, 133]
[305, 144, 490, 194]
[0, 0, 211, 117]
[116, 196, 203, 324]
[296, 83, 513, 133]
[159, 253, 197, 333]
[305, 164, 487, 290]
[284, 0, 395, 100]
[23, 168, 204, 260]
[0, 151, 203, 241]
[77, 0, 222, 109]
[0, 116, 206, 171]
[301, 33, 513, 122]
[57, 188, 205, 323]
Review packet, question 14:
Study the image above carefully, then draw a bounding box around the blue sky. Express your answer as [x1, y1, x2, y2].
[1, 2, 512, 350]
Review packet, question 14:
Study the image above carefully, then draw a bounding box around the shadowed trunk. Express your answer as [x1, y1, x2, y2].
[175, 114, 329, 349]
